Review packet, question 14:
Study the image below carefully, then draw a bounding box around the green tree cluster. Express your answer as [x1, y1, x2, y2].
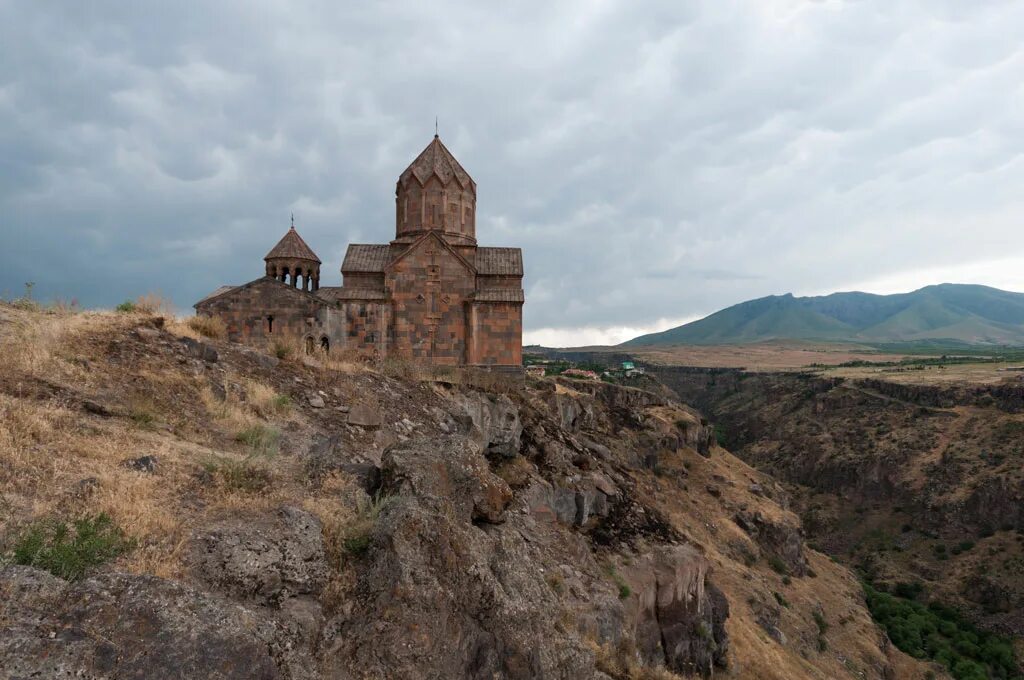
[864, 584, 1020, 680]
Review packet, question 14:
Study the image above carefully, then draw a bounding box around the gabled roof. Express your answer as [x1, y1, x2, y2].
[342, 244, 392, 272]
[195, 285, 237, 306]
[265, 226, 321, 263]
[474, 247, 523, 276]
[398, 135, 475, 191]
[194, 276, 322, 308]
[385, 231, 476, 275]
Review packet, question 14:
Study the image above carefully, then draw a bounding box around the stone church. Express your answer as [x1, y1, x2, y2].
[195, 135, 524, 368]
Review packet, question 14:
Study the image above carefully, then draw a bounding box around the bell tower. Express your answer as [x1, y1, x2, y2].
[394, 134, 477, 247]
[264, 218, 322, 291]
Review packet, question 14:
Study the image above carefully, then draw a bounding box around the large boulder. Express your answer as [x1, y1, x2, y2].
[189, 506, 328, 606]
[380, 436, 513, 524]
[0, 565, 280, 679]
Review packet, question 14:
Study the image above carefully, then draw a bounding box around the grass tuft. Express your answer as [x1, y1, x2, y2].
[340, 493, 395, 558]
[9, 513, 135, 581]
[201, 454, 273, 493]
[234, 423, 280, 456]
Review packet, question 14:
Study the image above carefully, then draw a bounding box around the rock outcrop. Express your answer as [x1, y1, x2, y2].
[189, 506, 328, 606]
[322, 436, 602, 679]
[0, 566, 280, 680]
[619, 545, 730, 674]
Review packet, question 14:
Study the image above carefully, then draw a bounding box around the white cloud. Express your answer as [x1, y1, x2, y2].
[525, 316, 701, 348]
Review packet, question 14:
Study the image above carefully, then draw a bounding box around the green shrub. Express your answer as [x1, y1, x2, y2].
[341, 534, 372, 556]
[714, 424, 728, 447]
[340, 494, 395, 558]
[951, 541, 975, 555]
[773, 591, 790, 608]
[10, 513, 134, 580]
[603, 563, 632, 600]
[767, 554, 789, 575]
[115, 300, 137, 313]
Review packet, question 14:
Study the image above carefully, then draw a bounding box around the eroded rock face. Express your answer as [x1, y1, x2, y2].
[324, 436, 602, 680]
[452, 391, 523, 457]
[189, 506, 328, 606]
[619, 545, 730, 675]
[0, 566, 279, 680]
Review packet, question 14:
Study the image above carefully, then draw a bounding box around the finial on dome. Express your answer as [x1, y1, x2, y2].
[290, 212, 295, 229]
[435, 116, 439, 138]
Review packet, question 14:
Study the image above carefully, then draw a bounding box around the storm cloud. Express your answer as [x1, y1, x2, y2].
[3, 1, 1024, 345]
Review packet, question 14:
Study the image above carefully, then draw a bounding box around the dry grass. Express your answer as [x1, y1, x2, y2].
[132, 293, 176, 316]
[243, 379, 293, 418]
[1, 307, 108, 376]
[301, 472, 368, 612]
[0, 303, 316, 582]
[584, 638, 685, 680]
[495, 456, 533, 488]
[185, 315, 226, 340]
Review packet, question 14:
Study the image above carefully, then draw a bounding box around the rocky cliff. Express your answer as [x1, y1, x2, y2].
[0, 303, 937, 679]
[655, 366, 1024, 640]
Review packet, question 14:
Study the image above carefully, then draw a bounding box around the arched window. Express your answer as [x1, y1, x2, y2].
[267, 315, 274, 334]
[297, 272, 304, 289]
[305, 336, 314, 354]
[320, 336, 329, 352]
[281, 267, 290, 284]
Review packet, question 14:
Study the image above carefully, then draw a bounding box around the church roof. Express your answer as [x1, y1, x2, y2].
[342, 244, 392, 272]
[265, 226, 321, 263]
[341, 243, 523, 276]
[474, 247, 523, 276]
[329, 288, 389, 301]
[474, 288, 525, 303]
[398, 135, 475, 191]
[195, 285, 237, 306]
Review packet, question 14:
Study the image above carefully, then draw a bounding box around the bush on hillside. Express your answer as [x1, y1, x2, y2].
[10, 513, 134, 581]
[864, 584, 1021, 680]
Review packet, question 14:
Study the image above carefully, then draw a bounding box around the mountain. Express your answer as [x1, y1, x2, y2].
[623, 283, 1024, 347]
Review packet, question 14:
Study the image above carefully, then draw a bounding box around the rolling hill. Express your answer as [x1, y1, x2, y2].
[623, 284, 1024, 347]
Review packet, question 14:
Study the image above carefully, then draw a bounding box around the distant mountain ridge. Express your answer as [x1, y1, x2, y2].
[623, 284, 1024, 347]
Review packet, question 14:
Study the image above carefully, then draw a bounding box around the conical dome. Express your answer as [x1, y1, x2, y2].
[394, 135, 477, 246]
[264, 223, 321, 291]
[264, 226, 321, 263]
[398, 135, 475, 191]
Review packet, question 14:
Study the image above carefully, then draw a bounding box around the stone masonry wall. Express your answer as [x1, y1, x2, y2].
[468, 302, 523, 366]
[386, 236, 476, 365]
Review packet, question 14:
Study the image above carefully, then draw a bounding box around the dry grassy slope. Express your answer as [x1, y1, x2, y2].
[0, 303, 939, 679]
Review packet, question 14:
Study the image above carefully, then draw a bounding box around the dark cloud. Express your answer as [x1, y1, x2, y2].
[3, 1, 1024, 344]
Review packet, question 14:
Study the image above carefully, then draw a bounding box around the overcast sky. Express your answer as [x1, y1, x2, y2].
[3, 1, 1024, 346]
